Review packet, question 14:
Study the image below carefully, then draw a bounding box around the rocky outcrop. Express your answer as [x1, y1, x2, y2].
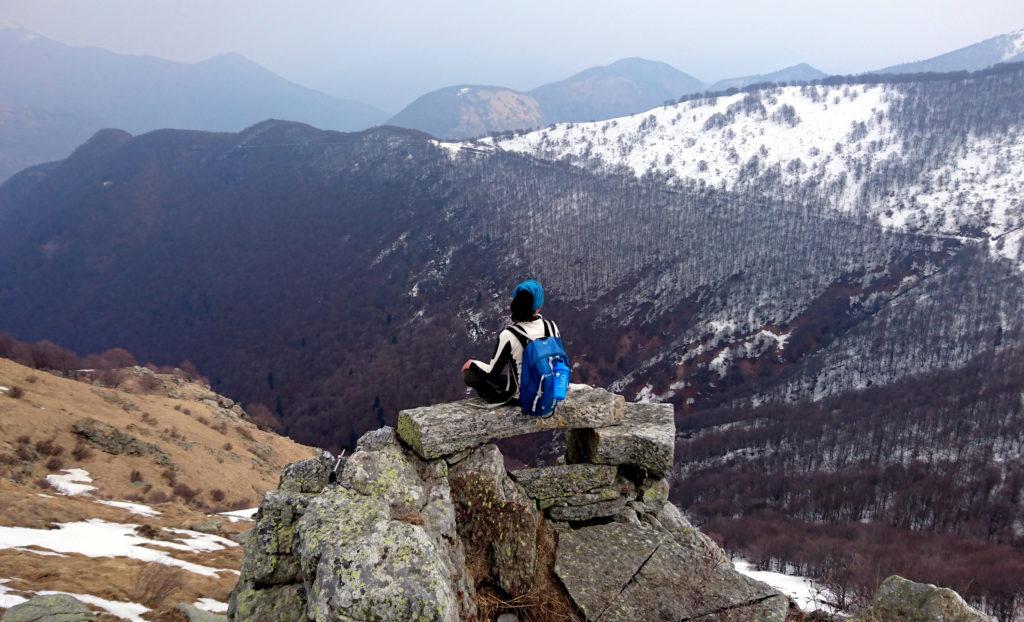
[70, 417, 171, 466]
[230, 431, 475, 622]
[230, 387, 790, 621]
[856, 576, 994, 622]
[2, 594, 94, 621]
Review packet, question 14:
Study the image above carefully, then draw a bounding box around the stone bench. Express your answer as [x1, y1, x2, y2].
[397, 385, 625, 459]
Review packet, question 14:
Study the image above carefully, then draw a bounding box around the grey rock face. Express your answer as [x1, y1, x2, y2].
[547, 494, 631, 522]
[510, 464, 618, 499]
[857, 575, 993, 622]
[566, 402, 674, 476]
[555, 522, 666, 619]
[238, 490, 312, 586]
[2, 594, 94, 622]
[555, 507, 786, 622]
[230, 584, 306, 622]
[397, 386, 624, 459]
[296, 487, 461, 622]
[277, 450, 337, 493]
[230, 427, 474, 622]
[449, 444, 539, 597]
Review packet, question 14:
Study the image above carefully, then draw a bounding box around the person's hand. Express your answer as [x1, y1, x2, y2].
[461, 359, 473, 373]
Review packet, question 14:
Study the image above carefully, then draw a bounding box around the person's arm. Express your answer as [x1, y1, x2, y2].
[471, 329, 514, 376]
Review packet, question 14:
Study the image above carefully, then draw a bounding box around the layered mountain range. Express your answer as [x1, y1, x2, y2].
[3, 27, 1024, 619]
[0, 23, 386, 182]
[387, 58, 707, 139]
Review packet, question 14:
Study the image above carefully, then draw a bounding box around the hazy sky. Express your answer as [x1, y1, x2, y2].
[2, 0, 1022, 112]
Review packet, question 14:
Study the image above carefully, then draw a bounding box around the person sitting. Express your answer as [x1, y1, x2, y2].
[461, 279, 560, 404]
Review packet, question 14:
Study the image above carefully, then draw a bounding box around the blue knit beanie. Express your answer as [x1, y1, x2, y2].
[513, 279, 544, 311]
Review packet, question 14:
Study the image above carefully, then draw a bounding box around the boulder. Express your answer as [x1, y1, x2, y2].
[555, 507, 786, 622]
[278, 451, 337, 493]
[449, 444, 539, 597]
[566, 402, 674, 477]
[189, 519, 222, 534]
[397, 385, 624, 459]
[230, 428, 474, 622]
[554, 522, 665, 620]
[857, 575, 993, 622]
[295, 487, 462, 622]
[2, 594, 94, 622]
[176, 603, 227, 622]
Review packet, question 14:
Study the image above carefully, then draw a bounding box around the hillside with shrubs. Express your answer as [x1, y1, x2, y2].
[0, 335, 315, 620]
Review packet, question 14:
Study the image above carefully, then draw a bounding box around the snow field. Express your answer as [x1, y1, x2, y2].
[0, 519, 236, 577]
[733, 559, 834, 613]
[46, 469, 96, 496]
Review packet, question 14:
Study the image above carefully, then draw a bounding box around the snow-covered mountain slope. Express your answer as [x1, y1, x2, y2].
[875, 27, 1024, 74]
[461, 67, 1024, 267]
[483, 83, 900, 207]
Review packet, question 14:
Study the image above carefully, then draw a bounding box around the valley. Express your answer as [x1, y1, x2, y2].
[1, 15, 1023, 620]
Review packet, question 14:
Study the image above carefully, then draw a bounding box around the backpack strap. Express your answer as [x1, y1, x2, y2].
[542, 320, 552, 338]
[506, 324, 530, 348]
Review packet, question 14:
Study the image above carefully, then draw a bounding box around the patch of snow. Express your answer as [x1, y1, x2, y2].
[194, 597, 229, 613]
[13, 547, 66, 557]
[1003, 29, 1024, 60]
[0, 578, 28, 608]
[709, 349, 732, 379]
[0, 519, 231, 577]
[162, 527, 238, 552]
[95, 500, 161, 517]
[46, 469, 96, 496]
[634, 384, 657, 402]
[430, 139, 464, 160]
[733, 559, 833, 613]
[219, 507, 258, 522]
[38, 591, 149, 622]
[457, 87, 471, 96]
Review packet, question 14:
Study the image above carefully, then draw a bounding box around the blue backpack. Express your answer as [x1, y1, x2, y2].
[507, 320, 571, 417]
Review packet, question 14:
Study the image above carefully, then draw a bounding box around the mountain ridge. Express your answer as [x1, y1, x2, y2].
[386, 57, 705, 139]
[875, 27, 1024, 74]
[0, 23, 387, 183]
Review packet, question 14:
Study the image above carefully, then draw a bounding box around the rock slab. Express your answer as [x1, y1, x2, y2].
[2, 594, 94, 622]
[566, 402, 674, 476]
[397, 386, 624, 459]
[555, 508, 787, 622]
[857, 575, 994, 622]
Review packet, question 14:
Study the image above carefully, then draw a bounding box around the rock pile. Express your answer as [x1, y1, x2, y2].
[229, 386, 793, 621]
